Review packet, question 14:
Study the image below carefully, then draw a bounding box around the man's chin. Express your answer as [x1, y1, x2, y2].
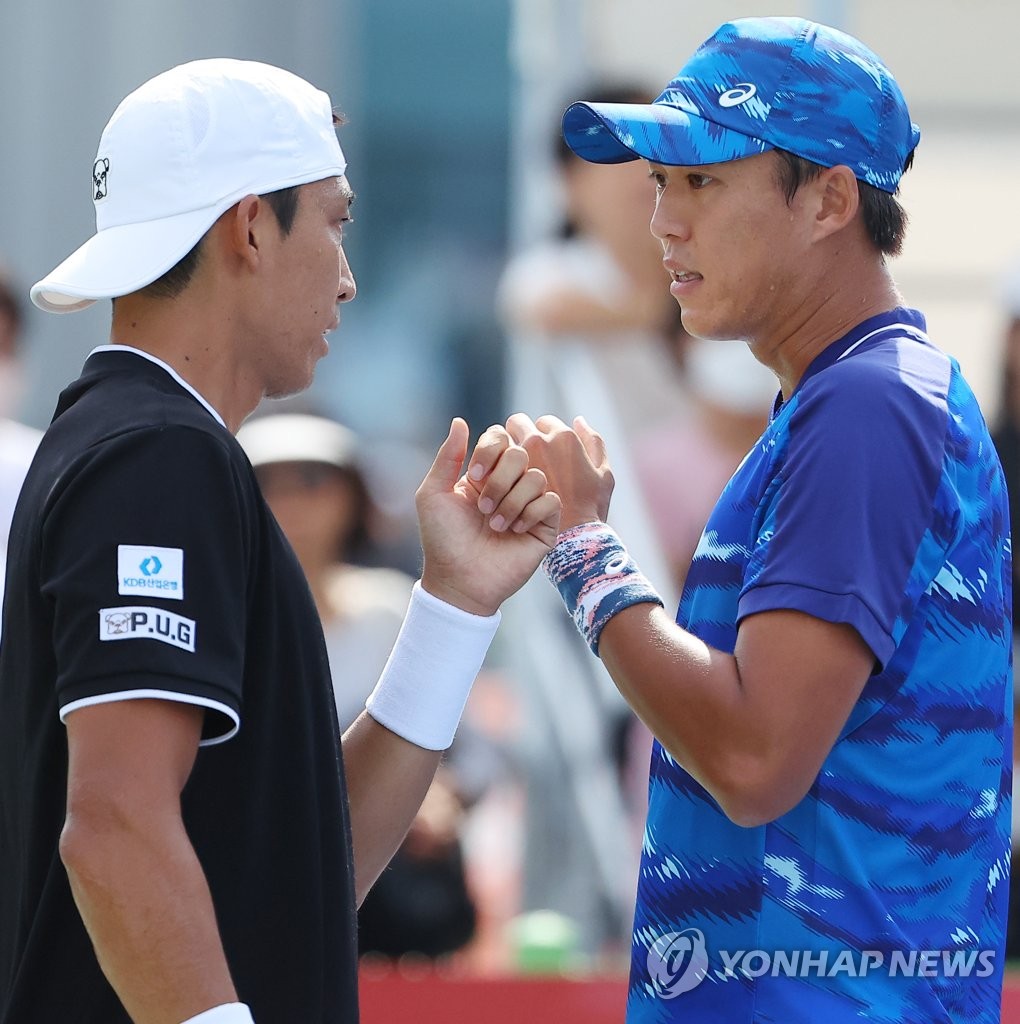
[264, 373, 315, 402]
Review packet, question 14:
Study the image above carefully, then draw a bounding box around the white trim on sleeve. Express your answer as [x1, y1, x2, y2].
[59, 689, 239, 746]
[181, 1004, 255, 1024]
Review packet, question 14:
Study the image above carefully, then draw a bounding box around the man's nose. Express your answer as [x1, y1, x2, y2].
[338, 248, 356, 304]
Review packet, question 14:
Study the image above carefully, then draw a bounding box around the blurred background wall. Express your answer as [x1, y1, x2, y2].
[0, 0, 511, 447]
[1, 0, 1017, 438]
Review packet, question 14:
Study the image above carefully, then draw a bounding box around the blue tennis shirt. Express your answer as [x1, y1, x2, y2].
[628, 309, 1012, 1024]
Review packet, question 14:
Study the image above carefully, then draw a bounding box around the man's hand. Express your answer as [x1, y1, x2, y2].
[504, 413, 615, 531]
[417, 418, 561, 616]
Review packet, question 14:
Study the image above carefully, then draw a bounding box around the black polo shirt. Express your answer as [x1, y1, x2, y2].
[0, 347, 359, 1022]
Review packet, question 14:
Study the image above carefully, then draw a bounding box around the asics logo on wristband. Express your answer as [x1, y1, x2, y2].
[543, 522, 663, 655]
[605, 553, 629, 575]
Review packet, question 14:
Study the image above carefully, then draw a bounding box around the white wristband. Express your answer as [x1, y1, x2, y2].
[366, 580, 500, 750]
[181, 1004, 254, 1024]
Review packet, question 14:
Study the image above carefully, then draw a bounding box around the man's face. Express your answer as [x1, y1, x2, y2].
[255, 460, 359, 571]
[253, 176, 356, 398]
[648, 151, 815, 345]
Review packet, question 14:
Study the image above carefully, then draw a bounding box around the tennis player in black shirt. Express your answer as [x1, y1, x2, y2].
[0, 59, 559, 1024]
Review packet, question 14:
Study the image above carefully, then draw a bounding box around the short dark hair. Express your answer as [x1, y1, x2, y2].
[772, 149, 915, 257]
[139, 242, 204, 301]
[263, 186, 301, 234]
[137, 185, 303, 301]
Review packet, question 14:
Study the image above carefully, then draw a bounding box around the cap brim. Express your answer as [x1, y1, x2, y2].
[562, 101, 771, 166]
[30, 205, 223, 314]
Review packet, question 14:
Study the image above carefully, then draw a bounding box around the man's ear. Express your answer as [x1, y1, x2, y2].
[219, 194, 266, 271]
[811, 165, 859, 242]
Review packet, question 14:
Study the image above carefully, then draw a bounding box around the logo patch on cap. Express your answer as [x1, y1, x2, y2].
[93, 158, 110, 201]
[718, 83, 757, 108]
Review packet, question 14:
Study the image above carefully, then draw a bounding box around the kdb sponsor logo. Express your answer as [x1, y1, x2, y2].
[99, 606, 196, 652]
[647, 929, 709, 999]
[647, 927, 996, 998]
[118, 544, 184, 600]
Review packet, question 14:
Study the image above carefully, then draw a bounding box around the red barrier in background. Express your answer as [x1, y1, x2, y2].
[360, 967, 1020, 1023]
[360, 966, 627, 1023]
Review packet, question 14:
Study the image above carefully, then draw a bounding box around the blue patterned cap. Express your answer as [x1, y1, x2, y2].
[562, 17, 921, 193]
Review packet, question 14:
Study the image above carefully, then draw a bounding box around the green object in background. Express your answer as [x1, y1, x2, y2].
[507, 910, 584, 975]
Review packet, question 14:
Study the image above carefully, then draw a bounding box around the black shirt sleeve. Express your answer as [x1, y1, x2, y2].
[40, 424, 254, 743]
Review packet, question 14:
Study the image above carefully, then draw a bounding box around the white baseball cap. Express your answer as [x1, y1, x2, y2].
[31, 58, 347, 314]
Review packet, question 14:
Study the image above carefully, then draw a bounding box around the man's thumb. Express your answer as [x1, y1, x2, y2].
[574, 415, 608, 469]
[419, 417, 470, 497]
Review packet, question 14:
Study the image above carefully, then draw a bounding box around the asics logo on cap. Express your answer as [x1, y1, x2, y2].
[718, 83, 757, 108]
[93, 158, 110, 201]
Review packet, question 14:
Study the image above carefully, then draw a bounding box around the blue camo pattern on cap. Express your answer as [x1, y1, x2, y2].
[562, 17, 921, 193]
[561, 100, 770, 167]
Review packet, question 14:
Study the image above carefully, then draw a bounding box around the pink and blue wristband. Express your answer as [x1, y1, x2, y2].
[542, 521, 663, 655]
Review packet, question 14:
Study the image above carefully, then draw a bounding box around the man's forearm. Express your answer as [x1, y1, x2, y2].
[341, 579, 500, 904]
[598, 602, 873, 826]
[598, 603, 752, 800]
[61, 810, 237, 1024]
[341, 711, 443, 905]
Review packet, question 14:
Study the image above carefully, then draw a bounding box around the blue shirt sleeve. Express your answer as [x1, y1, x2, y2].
[737, 348, 953, 668]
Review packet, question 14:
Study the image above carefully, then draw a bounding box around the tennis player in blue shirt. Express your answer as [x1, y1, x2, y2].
[489, 17, 1012, 1024]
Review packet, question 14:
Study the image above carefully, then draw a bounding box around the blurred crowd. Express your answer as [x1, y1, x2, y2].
[1, 78, 1018, 976]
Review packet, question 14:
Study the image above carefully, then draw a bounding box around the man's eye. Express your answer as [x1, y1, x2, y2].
[649, 171, 667, 191]
[689, 174, 712, 190]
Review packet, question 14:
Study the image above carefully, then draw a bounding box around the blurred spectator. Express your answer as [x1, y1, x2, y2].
[624, 329, 777, 831]
[634, 325, 778, 592]
[236, 411, 479, 960]
[237, 413, 414, 723]
[992, 258, 1020, 646]
[0, 269, 42, 634]
[496, 85, 685, 958]
[991, 258, 1020, 959]
[499, 83, 683, 440]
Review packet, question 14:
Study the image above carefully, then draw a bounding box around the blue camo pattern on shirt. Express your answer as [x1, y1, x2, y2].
[627, 309, 1012, 1024]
